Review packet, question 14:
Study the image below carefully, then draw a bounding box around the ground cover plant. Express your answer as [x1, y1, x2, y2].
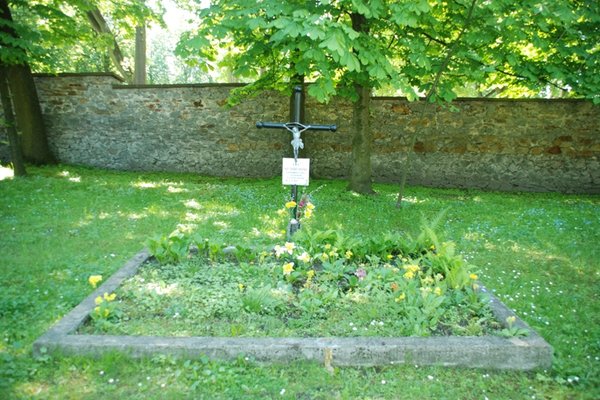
[83, 226, 500, 338]
[1, 165, 598, 399]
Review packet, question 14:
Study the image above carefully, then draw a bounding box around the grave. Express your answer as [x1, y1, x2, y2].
[33, 248, 553, 369]
[33, 87, 552, 369]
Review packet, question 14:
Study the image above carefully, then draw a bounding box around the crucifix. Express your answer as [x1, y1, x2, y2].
[257, 85, 337, 238]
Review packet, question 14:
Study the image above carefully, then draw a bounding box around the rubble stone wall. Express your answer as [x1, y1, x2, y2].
[1, 73, 598, 193]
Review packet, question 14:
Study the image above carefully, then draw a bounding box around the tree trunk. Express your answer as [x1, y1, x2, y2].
[134, 25, 147, 85]
[347, 12, 374, 194]
[86, 8, 133, 83]
[6, 66, 55, 164]
[0, 68, 26, 176]
[347, 83, 375, 194]
[0, 0, 54, 165]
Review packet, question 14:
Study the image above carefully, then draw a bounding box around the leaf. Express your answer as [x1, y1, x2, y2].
[184, 35, 210, 50]
[342, 52, 361, 72]
[319, 33, 343, 55]
[351, 0, 372, 17]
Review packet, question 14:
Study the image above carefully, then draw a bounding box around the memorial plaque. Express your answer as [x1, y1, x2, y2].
[282, 158, 310, 186]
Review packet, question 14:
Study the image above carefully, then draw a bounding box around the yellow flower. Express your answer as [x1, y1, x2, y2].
[285, 201, 297, 209]
[324, 244, 332, 250]
[306, 202, 315, 210]
[387, 254, 394, 260]
[402, 266, 419, 280]
[94, 306, 101, 314]
[345, 250, 353, 259]
[320, 253, 329, 261]
[238, 283, 245, 291]
[434, 287, 442, 296]
[283, 262, 295, 276]
[403, 264, 420, 273]
[395, 293, 406, 302]
[469, 273, 478, 280]
[422, 276, 434, 285]
[88, 275, 102, 288]
[276, 208, 287, 216]
[307, 270, 315, 279]
[94, 296, 104, 305]
[506, 316, 517, 326]
[304, 209, 313, 218]
[103, 292, 116, 302]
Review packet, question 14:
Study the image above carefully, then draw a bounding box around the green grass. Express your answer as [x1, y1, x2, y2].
[1, 165, 599, 399]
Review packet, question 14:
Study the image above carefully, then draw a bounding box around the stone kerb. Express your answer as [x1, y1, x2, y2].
[33, 249, 553, 370]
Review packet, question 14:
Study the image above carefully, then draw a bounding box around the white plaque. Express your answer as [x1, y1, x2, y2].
[282, 158, 310, 186]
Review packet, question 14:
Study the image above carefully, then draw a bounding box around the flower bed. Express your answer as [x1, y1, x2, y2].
[80, 229, 507, 339]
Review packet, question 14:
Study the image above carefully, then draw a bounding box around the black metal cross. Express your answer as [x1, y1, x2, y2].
[256, 86, 336, 237]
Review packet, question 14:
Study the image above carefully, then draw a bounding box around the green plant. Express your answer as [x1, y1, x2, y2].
[147, 230, 194, 265]
[499, 316, 530, 338]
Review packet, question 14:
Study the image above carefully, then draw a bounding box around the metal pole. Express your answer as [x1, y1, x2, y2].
[288, 86, 303, 238]
[290, 86, 303, 221]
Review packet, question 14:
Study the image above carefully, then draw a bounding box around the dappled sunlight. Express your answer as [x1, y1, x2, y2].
[213, 220, 230, 229]
[176, 223, 198, 233]
[0, 165, 14, 180]
[183, 199, 202, 210]
[57, 170, 82, 183]
[131, 180, 189, 193]
[507, 240, 573, 266]
[385, 193, 426, 204]
[76, 210, 152, 228]
[144, 282, 181, 296]
[167, 185, 187, 193]
[463, 231, 486, 242]
[127, 212, 146, 220]
[252, 210, 287, 240]
[133, 181, 159, 189]
[185, 212, 203, 222]
[401, 196, 426, 204]
[16, 381, 52, 398]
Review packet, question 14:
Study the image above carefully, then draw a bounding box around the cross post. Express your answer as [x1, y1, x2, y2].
[257, 86, 336, 238]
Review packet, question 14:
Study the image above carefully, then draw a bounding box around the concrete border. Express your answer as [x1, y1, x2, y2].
[33, 250, 553, 370]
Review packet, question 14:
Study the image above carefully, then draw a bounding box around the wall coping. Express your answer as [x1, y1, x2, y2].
[33, 72, 125, 82]
[30, 73, 594, 103]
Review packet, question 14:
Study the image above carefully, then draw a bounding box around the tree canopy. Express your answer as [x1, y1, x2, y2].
[178, 0, 600, 103]
[1, 0, 163, 78]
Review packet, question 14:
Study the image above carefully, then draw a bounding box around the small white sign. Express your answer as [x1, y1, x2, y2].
[282, 158, 310, 186]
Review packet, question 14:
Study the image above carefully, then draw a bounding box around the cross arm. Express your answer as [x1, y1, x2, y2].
[256, 122, 337, 132]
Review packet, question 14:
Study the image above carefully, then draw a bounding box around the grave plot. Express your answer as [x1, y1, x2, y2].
[33, 231, 553, 370]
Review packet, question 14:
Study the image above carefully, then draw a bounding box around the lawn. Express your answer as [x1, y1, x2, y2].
[1, 165, 598, 399]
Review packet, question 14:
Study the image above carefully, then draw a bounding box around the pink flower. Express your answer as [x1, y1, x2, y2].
[355, 268, 367, 280]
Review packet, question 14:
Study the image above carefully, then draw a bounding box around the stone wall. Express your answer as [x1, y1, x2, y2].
[1, 73, 598, 193]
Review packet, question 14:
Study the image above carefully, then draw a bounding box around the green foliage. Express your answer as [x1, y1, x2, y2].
[178, 0, 600, 103]
[2, 0, 163, 74]
[146, 230, 195, 265]
[101, 223, 498, 339]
